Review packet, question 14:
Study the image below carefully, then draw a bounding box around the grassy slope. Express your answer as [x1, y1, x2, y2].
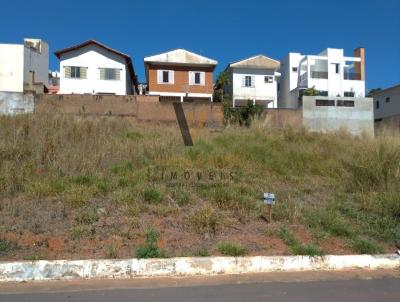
[0, 114, 399, 259]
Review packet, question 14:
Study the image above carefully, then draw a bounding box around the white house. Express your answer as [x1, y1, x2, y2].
[278, 48, 366, 108]
[224, 55, 280, 108]
[371, 84, 400, 121]
[0, 38, 49, 92]
[55, 40, 138, 95]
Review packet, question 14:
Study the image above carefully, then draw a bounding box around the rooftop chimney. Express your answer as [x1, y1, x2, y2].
[353, 47, 365, 81]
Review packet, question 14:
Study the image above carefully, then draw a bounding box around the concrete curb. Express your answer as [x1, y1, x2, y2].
[0, 254, 399, 282]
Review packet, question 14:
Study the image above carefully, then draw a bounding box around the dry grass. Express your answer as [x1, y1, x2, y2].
[0, 113, 399, 259]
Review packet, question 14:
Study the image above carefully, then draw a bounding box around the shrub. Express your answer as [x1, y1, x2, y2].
[135, 229, 167, 259]
[217, 242, 246, 256]
[143, 187, 162, 203]
[224, 101, 264, 127]
[349, 237, 384, 254]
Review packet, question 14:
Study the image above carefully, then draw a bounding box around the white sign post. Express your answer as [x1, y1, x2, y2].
[263, 193, 275, 223]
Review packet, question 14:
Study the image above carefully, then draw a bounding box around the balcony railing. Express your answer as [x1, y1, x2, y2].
[344, 72, 361, 80]
[310, 71, 328, 79]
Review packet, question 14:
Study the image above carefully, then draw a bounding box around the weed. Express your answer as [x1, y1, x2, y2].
[194, 247, 210, 257]
[279, 227, 323, 256]
[135, 229, 167, 259]
[189, 206, 220, 235]
[75, 208, 98, 225]
[143, 187, 162, 203]
[349, 237, 384, 254]
[217, 242, 246, 256]
[23, 253, 44, 261]
[107, 245, 118, 259]
[305, 208, 353, 238]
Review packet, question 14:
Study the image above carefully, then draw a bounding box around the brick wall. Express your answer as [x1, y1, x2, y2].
[34, 94, 223, 127]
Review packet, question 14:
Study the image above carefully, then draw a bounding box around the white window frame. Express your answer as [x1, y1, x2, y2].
[157, 70, 174, 84]
[243, 75, 255, 88]
[189, 71, 205, 86]
[99, 68, 121, 81]
[264, 76, 274, 83]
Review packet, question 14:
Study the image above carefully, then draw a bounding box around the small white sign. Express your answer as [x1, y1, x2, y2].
[263, 192, 275, 205]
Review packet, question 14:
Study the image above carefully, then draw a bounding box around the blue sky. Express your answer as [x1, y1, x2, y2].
[1, 0, 399, 89]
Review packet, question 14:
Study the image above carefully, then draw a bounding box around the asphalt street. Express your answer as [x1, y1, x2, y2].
[1, 271, 399, 302]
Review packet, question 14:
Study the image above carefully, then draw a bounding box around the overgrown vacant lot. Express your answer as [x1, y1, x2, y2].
[0, 114, 399, 260]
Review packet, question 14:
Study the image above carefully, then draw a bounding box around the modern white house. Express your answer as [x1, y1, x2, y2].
[55, 40, 138, 95]
[278, 48, 366, 108]
[0, 38, 49, 92]
[224, 55, 280, 108]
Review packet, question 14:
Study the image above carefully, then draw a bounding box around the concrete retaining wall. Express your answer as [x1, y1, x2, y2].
[303, 96, 374, 136]
[0, 255, 399, 282]
[0, 92, 34, 115]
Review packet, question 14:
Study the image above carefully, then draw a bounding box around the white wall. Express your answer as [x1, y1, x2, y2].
[303, 96, 374, 136]
[59, 44, 130, 95]
[231, 67, 278, 108]
[23, 40, 49, 87]
[278, 53, 304, 108]
[0, 44, 24, 92]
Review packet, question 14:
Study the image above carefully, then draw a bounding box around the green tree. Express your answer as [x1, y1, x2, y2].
[213, 71, 230, 103]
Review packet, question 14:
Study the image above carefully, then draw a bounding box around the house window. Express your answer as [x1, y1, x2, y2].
[386, 97, 391, 103]
[344, 91, 355, 97]
[243, 76, 254, 87]
[65, 66, 87, 79]
[162, 71, 169, 83]
[315, 99, 335, 106]
[158, 70, 174, 84]
[332, 63, 339, 74]
[337, 100, 355, 107]
[264, 76, 273, 83]
[292, 67, 298, 72]
[189, 71, 205, 85]
[99, 68, 120, 80]
[376, 100, 380, 109]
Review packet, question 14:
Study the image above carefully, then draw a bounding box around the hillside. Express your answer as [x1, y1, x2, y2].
[0, 114, 399, 260]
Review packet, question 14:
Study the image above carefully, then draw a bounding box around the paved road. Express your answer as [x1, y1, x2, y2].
[1, 271, 399, 302]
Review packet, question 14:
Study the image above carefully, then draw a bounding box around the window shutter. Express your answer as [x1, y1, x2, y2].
[81, 67, 87, 79]
[242, 76, 245, 87]
[116, 69, 121, 81]
[157, 70, 163, 83]
[100, 68, 105, 80]
[251, 76, 255, 87]
[169, 70, 174, 84]
[200, 72, 205, 85]
[64, 66, 71, 78]
[189, 71, 194, 85]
